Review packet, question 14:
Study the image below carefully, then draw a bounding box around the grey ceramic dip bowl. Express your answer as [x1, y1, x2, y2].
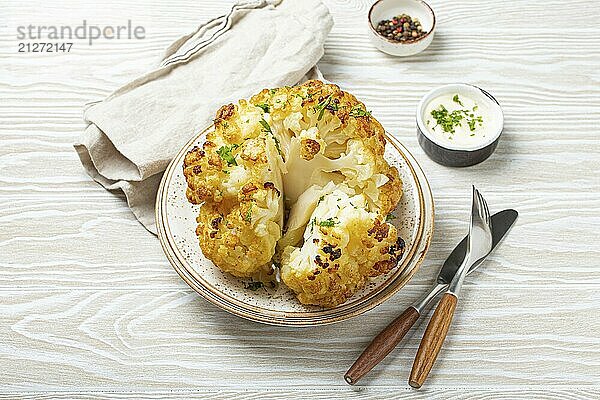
[416, 84, 504, 167]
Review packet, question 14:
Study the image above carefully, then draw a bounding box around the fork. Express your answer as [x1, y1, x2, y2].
[409, 186, 493, 388]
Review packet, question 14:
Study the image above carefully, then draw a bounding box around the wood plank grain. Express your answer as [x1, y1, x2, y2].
[0, 0, 599, 394]
[0, 287, 598, 390]
[1, 389, 600, 400]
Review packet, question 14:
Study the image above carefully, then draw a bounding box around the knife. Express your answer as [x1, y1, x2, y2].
[344, 209, 518, 385]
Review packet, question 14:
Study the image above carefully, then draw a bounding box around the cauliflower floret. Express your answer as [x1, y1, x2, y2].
[280, 187, 405, 307]
[183, 102, 284, 277]
[195, 182, 282, 278]
[284, 137, 392, 208]
[183, 102, 284, 205]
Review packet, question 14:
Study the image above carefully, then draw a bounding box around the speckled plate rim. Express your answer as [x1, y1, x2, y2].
[156, 126, 434, 326]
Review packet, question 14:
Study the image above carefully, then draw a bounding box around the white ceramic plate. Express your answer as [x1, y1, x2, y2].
[156, 126, 434, 326]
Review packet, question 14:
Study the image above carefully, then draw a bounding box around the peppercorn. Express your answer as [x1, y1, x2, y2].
[375, 13, 428, 43]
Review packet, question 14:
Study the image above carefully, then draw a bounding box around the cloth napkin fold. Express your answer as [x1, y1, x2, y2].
[74, 0, 333, 234]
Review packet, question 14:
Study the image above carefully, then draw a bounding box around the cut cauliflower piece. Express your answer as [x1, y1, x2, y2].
[283, 136, 392, 209]
[280, 186, 405, 307]
[183, 102, 284, 278]
[277, 181, 339, 252]
[195, 181, 282, 278]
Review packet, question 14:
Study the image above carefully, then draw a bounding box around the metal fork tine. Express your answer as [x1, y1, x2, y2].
[484, 194, 490, 224]
[472, 186, 492, 230]
[473, 188, 487, 226]
[479, 191, 487, 223]
[478, 190, 491, 226]
[471, 186, 479, 218]
[473, 187, 482, 218]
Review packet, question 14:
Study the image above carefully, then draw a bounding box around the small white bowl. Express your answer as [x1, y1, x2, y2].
[368, 0, 436, 57]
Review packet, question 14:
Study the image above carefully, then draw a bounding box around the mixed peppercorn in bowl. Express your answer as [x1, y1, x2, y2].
[368, 0, 436, 56]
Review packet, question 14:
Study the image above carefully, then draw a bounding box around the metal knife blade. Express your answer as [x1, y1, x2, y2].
[437, 209, 518, 285]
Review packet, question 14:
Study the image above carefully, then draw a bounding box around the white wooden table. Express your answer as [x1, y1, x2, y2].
[2, 0, 599, 398]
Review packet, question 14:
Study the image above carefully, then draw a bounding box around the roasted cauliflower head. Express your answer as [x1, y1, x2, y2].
[183, 80, 405, 307]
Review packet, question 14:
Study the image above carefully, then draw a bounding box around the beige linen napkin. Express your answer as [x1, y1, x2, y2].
[74, 0, 333, 234]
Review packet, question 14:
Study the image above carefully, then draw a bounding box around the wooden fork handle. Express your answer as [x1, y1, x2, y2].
[345, 306, 420, 385]
[409, 293, 458, 389]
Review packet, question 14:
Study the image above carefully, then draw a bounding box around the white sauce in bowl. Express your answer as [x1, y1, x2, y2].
[424, 93, 488, 149]
[418, 84, 503, 151]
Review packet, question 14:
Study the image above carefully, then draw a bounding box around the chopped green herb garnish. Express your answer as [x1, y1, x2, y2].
[259, 118, 282, 156]
[452, 94, 464, 106]
[259, 118, 271, 132]
[385, 213, 396, 222]
[468, 119, 476, 131]
[430, 105, 463, 134]
[318, 195, 325, 204]
[244, 202, 253, 222]
[269, 89, 276, 95]
[430, 104, 483, 134]
[467, 115, 483, 131]
[317, 108, 325, 121]
[315, 95, 332, 121]
[318, 217, 338, 227]
[349, 105, 372, 118]
[216, 144, 239, 166]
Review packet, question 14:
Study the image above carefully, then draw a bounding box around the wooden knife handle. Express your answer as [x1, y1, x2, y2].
[345, 306, 420, 385]
[409, 293, 458, 389]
